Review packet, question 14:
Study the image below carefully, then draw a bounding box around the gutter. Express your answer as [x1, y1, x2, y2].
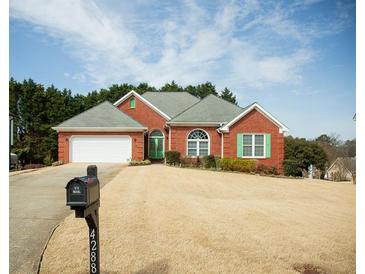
[166, 121, 225, 127]
[51, 127, 148, 132]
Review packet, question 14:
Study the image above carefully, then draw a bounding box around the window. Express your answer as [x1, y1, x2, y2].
[129, 98, 135, 108]
[242, 134, 265, 157]
[187, 129, 209, 156]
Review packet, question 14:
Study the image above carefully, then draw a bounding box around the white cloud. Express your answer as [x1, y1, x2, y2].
[10, 0, 353, 90]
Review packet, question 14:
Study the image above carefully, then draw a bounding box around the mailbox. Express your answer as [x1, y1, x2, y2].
[66, 165, 101, 274]
[66, 165, 100, 208]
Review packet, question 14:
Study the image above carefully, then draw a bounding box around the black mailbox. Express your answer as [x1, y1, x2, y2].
[66, 165, 100, 208]
[66, 165, 101, 274]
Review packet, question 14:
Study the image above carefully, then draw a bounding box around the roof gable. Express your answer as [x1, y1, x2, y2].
[114, 90, 171, 120]
[328, 157, 356, 173]
[168, 94, 244, 124]
[52, 101, 146, 132]
[219, 102, 289, 133]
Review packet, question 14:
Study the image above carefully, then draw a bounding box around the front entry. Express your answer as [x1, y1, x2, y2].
[148, 130, 164, 159]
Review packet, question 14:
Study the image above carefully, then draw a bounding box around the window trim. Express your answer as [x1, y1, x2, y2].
[129, 98, 136, 109]
[241, 133, 266, 159]
[186, 129, 210, 157]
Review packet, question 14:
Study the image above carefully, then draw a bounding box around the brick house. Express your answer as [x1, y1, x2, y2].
[53, 90, 289, 172]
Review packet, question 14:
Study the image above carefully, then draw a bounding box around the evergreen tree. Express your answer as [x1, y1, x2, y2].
[220, 88, 237, 105]
[159, 81, 183, 92]
[195, 82, 217, 99]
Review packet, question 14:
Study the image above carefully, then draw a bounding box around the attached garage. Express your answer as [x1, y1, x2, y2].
[52, 101, 147, 163]
[70, 136, 132, 163]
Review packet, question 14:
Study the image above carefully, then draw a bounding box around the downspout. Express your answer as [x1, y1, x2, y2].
[143, 129, 148, 160]
[220, 131, 224, 158]
[217, 123, 225, 158]
[167, 125, 171, 151]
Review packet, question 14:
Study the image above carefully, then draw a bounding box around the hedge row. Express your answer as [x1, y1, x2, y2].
[219, 158, 256, 173]
[164, 151, 278, 175]
[129, 159, 152, 166]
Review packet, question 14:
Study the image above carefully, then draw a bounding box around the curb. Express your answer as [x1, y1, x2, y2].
[9, 169, 39, 176]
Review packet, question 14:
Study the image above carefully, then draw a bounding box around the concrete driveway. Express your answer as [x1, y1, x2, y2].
[9, 163, 124, 274]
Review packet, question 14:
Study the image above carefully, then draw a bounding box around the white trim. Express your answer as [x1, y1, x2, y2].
[52, 127, 147, 132]
[327, 158, 339, 172]
[241, 133, 266, 159]
[69, 135, 132, 163]
[186, 128, 210, 157]
[167, 121, 223, 126]
[113, 90, 171, 120]
[219, 103, 289, 133]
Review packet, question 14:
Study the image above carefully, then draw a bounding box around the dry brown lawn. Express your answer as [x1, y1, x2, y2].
[40, 165, 355, 274]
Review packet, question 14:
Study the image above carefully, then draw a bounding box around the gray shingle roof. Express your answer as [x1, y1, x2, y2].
[169, 94, 246, 124]
[142, 92, 200, 118]
[54, 101, 145, 129]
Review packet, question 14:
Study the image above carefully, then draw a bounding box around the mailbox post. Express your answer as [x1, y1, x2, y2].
[66, 165, 100, 274]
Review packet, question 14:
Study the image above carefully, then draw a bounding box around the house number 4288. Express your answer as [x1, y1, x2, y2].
[90, 228, 97, 273]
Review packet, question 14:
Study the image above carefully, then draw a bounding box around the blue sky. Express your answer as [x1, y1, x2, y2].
[9, 0, 355, 140]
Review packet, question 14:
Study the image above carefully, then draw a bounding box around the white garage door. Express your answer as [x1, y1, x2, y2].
[70, 136, 132, 163]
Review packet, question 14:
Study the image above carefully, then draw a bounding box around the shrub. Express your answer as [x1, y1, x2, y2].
[180, 157, 194, 168]
[219, 158, 234, 171]
[283, 159, 302, 177]
[129, 159, 151, 166]
[43, 154, 53, 166]
[203, 155, 216, 169]
[22, 164, 45, 170]
[165, 151, 181, 165]
[215, 156, 222, 169]
[219, 158, 256, 173]
[256, 164, 279, 175]
[195, 156, 202, 168]
[271, 166, 278, 175]
[52, 160, 64, 166]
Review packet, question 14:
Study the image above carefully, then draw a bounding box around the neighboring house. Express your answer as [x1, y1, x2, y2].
[325, 157, 356, 182]
[53, 91, 289, 172]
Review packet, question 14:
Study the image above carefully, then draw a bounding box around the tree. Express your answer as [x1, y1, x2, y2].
[284, 136, 327, 177]
[220, 88, 237, 105]
[135, 82, 156, 94]
[159, 81, 183, 92]
[341, 139, 356, 157]
[9, 79, 86, 165]
[315, 134, 339, 164]
[195, 82, 218, 99]
[184, 85, 197, 97]
[315, 134, 356, 165]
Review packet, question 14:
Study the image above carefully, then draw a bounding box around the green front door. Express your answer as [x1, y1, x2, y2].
[149, 130, 164, 159]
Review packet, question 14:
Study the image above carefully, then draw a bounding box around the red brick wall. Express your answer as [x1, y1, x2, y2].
[170, 127, 222, 157]
[224, 109, 284, 172]
[117, 95, 169, 152]
[58, 132, 144, 163]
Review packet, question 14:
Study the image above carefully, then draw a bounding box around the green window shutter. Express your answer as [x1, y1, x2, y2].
[130, 98, 135, 108]
[237, 133, 243, 158]
[265, 134, 271, 158]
